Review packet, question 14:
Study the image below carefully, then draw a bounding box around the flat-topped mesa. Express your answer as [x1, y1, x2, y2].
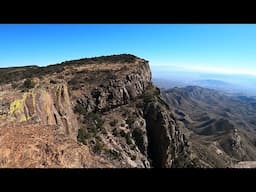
[66, 55, 152, 113]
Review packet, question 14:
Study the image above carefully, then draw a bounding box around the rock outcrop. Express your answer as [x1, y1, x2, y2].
[8, 83, 78, 140]
[140, 84, 194, 167]
[76, 60, 151, 113]
[144, 100, 190, 167]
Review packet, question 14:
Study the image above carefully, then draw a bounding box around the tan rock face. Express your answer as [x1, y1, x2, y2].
[0, 123, 111, 168]
[8, 83, 78, 140]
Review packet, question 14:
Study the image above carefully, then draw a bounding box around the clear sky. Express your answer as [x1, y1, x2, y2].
[1, 24, 256, 76]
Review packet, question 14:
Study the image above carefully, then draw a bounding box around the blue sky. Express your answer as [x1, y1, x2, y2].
[1, 24, 256, 76]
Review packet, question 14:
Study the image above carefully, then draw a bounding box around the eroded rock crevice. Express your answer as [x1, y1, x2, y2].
[143, 92, 192, 168]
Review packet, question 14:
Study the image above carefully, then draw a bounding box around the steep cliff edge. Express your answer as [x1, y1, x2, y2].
[0, 54, 195, 168]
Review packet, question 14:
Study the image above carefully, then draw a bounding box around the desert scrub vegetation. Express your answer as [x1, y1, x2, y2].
[74, 103, 87, 115]
[0, 65, 64, 84]
[68, 76, 84, 90]
[92, 139, 104, 155]
[77, 125, 105, 154]
[126, 115, 136, 127]
[125, 132, 133, 145]
[49, 79, 57, 84]
[20, 79, 35, 91]
[109, 119, 118, 127]
[106, 149, 121, 160]
[77, 126, 91, 144]
[142, 84, 160, 103]
[0, 54, 139, 85]
[131, 154, 137, 161]
[11, 82, 19, 89]
[23, 79, 35, 89]
[77, 112, 105, 144]
[132, 128, 145, 152]
[87, 112, 104, 130]
[112, 128, 119, 137]
[59, 54, 137, 66]
[135, 99, 144, 108]
[113, 129, 133, 145]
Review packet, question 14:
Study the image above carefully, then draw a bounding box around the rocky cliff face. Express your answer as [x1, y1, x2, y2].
[0, 54, 194, 168]
[144, 99, 190, 167]
[7, 83, 78, 140]
[75, 58, 151, 113]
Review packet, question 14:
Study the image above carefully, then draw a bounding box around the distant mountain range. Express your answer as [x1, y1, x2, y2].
[190, 79, 249, 95]
[162, 86, 256, 167]
[191, 79, 234, 89]
[153, 77, 256, 97]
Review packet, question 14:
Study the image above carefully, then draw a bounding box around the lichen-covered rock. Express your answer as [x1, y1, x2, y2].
[8, 83, 79, 140]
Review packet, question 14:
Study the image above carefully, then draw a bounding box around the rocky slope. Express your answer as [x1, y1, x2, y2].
[0, 54, 196, 168]
[0, 122, 111, 168]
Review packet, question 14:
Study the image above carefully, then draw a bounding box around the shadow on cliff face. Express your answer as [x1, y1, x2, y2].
[142, 84, 192, 168]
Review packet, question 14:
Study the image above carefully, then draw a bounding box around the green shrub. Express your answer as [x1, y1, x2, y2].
[119, 130, 133, 145]
[109, 119, 118, 127]
[11, 82, 19, 89]
[143, 91, 155, 103]
[77, 127, 91, 144]
[106, 149, 120, 160]
[131, 155, 136, 161]
[88, 126, 98, 136]
[132, 128, 145, 151]
[126, 116, 136, 127]
[125, 133, 133, 145]
[68, 77, 81, 90]
[112, 128, 119, 136]
[121, 108, 129, 117]
[143, 85, 158, 103]
[87, 112, 104, 130]
[101, 127, 107, 135]
[74, 104, 87, 115]
[23, 79, 35, 89]
[120, 130, 126, 137]
[136, 100, 144, 108]
[131, 145, 136, 150]
[92, 140, 104, 154]
[50, 79, 57, 84]
[77, 112, 105, 138]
